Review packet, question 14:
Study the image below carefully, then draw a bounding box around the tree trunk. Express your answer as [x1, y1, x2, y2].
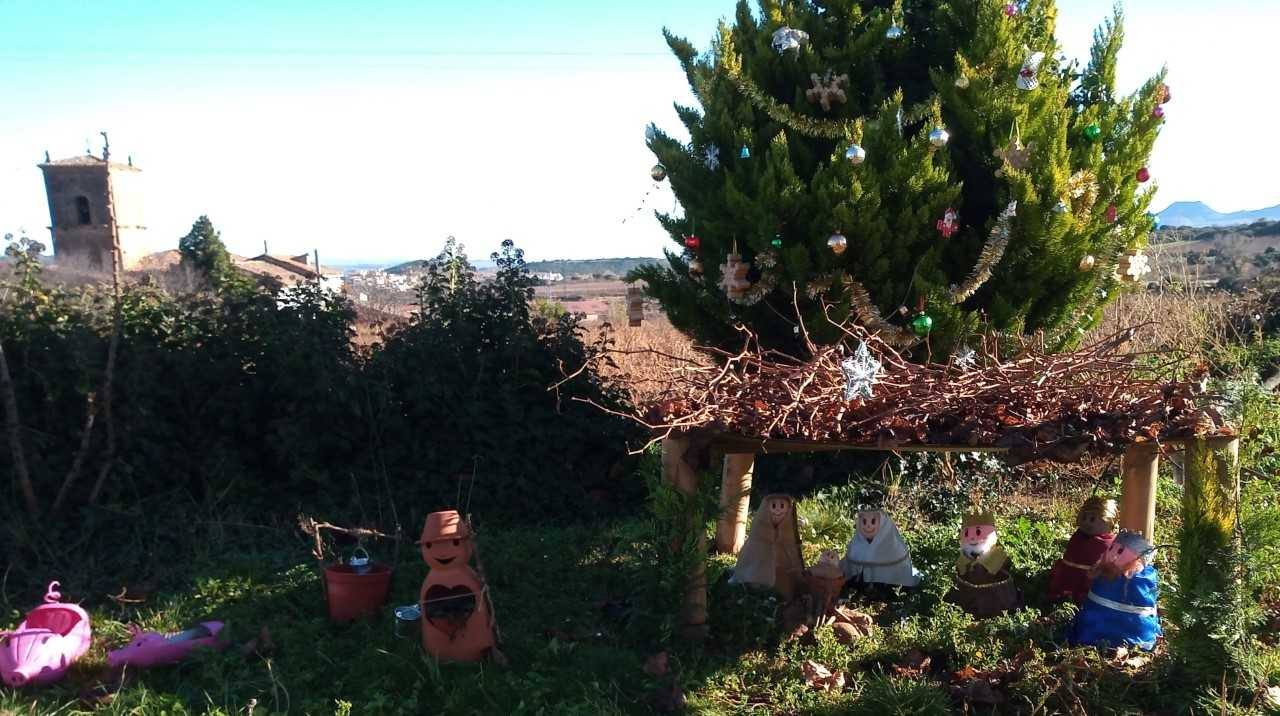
[661, 436, 708, 638]
[1118, 443, 1159, 538]
[88, 171, 124, 504]
[715, 454, 753, 554]
[0, 337, 38, 514]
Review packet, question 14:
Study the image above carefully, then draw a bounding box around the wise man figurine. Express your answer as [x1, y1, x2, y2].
[419, 510, 499, 662]
[840, 506, 920, 593]
[730, 494, 805, 599]
[1072, 530, 1162, 651]
[1047, 497, 1118, 604]
[949, 509, 1021, 618]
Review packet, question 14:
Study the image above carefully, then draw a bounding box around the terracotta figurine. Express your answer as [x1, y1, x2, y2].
[1072, 530, 1162, 651]
[949, 509, 1021, 618]
[840, 506, 920, 590]
[730, 494, 805, 599]
[1047, 496, 1117, 604]
[419, 510, 498, 662]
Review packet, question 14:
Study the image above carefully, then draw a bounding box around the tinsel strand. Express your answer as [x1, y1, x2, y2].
[950, 201, 1018, 304]
[843, 276, 917, 346]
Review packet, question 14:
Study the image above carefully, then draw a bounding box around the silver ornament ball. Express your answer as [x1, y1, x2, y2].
[650, 163, 667, 182]
[845, 144, 867, 164]
[885, 23, 904, 40]
[827, 232, 848, 255]
[928, 127, 950, 147]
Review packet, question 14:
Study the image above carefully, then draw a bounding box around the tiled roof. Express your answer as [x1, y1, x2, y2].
[39, 155, 140, 172]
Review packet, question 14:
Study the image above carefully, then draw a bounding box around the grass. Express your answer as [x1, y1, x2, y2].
[4, 460, 1278, 715]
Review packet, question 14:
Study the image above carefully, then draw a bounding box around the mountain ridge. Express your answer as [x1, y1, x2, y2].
[1157, 200, 1280, 227]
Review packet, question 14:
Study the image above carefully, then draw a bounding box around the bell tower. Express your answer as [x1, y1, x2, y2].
[38, 142, 145, 270]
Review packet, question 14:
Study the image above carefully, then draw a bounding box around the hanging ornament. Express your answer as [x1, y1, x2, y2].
[936, 208, 960, 238]
[1136, 167, 1151, 183]
[1017, 51, 1046, 91]
[827, 232, 848, 255]
[650, 163, 667, 182]
[1153, 106, 1165, 119]
[1053, 200, 1069, 214]
[1067, 170, 1100, 221]
[845, 144, 867, 164]
[954, 74, 970, 89]
[770, 235, 783, 249]
[740, 145, 751, 159]
[840, 341, 882, 401]
[719, 242, 753, 300]
[704, 145, 720, 170]
[928, 126, 950, 147]
[1078, 255, 1096, 271]
[1155, 83, 1171, 104]
[684, 234, 700, 251]
[771, 27, 810, 54]
[910, 312, 933, 337]
[993, 120, 1032, 176]
[688, 258, 704, 278]
[1083, 123, 1102, 141]
[953, 345, 977, 370]
[806, 71, 849, 112]
[885, 21, 904, 40]
[1117, 249, 1151, 283]
[1106, 204, 1118, 223]
[1003, 3, 1018, 16]
[897, 305, 910, 316]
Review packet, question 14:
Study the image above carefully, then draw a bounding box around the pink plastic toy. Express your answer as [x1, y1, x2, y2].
[107, 621, 226, 669]
[0, 582, 92, 687]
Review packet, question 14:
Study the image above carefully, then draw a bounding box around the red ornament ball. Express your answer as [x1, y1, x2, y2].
[1153, 105, 1165, 119]
[683, 235, 700, 251]
[1136, 167, 1151, 183]
[1003, 3, 1018, 16]
[1106, 204, 1118, 223]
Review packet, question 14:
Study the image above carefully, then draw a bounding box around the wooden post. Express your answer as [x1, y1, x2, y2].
[715, 454, 754, 554]
[626, 287, 644, 327]
[1118, 443, 1159, 539]
[661, 436, 708, 638]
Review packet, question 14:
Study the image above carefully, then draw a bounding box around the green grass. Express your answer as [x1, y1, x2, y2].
[2, 477, 1278, 715]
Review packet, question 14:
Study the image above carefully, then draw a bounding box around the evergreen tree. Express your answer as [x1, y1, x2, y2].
[178, 215, 241, 289]
[635, 0, 1165, 354]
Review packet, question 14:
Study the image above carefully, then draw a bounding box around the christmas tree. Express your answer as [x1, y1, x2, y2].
[634, 0, 1165, 354]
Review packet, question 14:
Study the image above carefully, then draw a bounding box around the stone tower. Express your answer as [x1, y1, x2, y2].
[38, 153, 145, 270]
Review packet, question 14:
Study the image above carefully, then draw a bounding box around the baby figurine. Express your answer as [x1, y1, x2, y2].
[840, 506, 920, 591]
[730, 494, 805, 599]
[1047, 497, 1118, 604]
[949, 509, 1021, 618]
[1072, 530, 1162, 651]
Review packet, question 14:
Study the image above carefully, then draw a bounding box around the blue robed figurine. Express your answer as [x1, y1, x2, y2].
[1071, 529, 1162, 651]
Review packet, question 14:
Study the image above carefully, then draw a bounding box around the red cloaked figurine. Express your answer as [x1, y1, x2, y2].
[1047, 497, 1118, 604]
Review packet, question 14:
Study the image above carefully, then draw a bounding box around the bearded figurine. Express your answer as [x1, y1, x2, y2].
[1047, 497, 1118, 604]
[840, 507, 920, 591]
[730, 494, 805, 599]
[949, 510, 1021, 618]
[1072, 530, 1162, 651]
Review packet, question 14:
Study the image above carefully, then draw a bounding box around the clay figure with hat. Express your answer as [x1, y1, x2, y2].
[418, 510, 499, 662]
[1071, 529, 1162, 651]
[1047, 496, 1118, 604]
[949, 509, 1022, 618]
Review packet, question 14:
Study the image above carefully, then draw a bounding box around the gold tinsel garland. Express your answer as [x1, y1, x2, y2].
[950, 201, 1018, 303]
[1067, 170, 1099, 224]
[719, 55, 854, 140]
[842, 277, 917, 346]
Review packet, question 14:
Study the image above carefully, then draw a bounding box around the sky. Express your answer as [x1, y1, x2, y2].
[1, 0, 1276, 264]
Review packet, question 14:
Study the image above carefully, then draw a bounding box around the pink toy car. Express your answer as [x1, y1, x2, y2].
[0, 582, 92, 687]
[107, 621, 226, 669]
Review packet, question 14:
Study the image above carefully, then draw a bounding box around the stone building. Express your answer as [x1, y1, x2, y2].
[38, 153, 146, 270]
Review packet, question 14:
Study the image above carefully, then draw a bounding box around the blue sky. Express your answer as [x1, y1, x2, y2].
[1, 0, 1275, 263]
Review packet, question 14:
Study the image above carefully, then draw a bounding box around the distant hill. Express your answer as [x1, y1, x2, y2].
[1157, 200, 1280, 228]
[386, 256, 663, 277]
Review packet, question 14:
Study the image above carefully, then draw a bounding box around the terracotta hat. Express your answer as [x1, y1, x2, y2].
[420, 510, 471, 543]
[1078, 496, 1118, 523]
[1114, 529, 1155, 557]
[961, 509, 996, 528]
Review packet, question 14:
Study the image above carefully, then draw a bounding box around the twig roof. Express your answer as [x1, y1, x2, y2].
[576, 317, 1235, 464]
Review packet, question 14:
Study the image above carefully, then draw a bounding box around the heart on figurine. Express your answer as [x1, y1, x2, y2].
[423, 585, 477, 638]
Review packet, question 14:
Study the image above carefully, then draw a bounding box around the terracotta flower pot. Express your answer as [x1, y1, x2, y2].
[324, 563, 392, 622]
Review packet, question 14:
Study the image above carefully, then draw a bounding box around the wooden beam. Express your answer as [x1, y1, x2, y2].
[660, 436, 708, 638]
[1118, 443, 1159, 539]
[715, 454, 754, 555]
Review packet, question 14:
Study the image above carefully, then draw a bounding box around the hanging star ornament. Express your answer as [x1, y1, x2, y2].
[704, 145, 720, 171]
[993, 138, 1033, 176]
[840, 341, 882, 401]
[953, 345, 977, 371]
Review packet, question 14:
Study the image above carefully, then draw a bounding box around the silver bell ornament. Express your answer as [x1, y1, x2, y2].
[885, 23, 904, 40]
[928, 127, 950, 147]
[844, 144, 867, 164]
[650, 163, 667, 182]
[827, 232, 848, 255]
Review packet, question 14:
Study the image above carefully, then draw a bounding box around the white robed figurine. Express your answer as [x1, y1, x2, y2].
[840, 508, 920, 588]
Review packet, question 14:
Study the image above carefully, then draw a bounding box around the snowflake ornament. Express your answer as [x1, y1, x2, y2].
[1118, 250, 1151, 282]
[840, 341, 882, 401]
[704, 145, 720, 170]
[771, 27, 810, 54]
[953, 345, 977, 370]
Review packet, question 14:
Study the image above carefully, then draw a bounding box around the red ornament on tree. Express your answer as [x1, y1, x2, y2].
[1106, 204, 1118, 223]
[1003, 3, 1018, 17]
[936, 208, 959, 238]
[684, 235, 701, 251]
[1136, 167, 1151, 183]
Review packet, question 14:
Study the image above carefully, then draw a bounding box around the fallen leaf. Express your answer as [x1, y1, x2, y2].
[951, 665, 978, 683]
[831, 622, 860, 644]
[892, 649, 932, 677]
[643, 651, 669, 678]
[831, 606, 874, 635]
[802, 660, 846, 692]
